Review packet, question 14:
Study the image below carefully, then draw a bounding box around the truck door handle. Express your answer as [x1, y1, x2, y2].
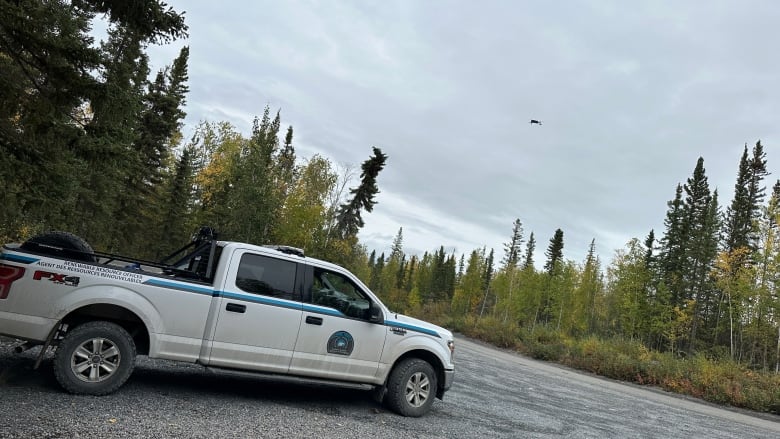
[226, 303, 246, 313]
[305, 316, 323, 325]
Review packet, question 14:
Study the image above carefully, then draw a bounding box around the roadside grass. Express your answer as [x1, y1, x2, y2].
[411, 305, 780, 415]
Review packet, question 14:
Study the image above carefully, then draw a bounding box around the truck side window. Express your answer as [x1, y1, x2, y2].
[310, 267, 370, 319]
[235, 253, 297, 301]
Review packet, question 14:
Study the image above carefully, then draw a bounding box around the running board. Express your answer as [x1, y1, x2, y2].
[204, 367, 376, 391]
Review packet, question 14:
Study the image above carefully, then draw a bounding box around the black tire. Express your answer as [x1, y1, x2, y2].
[21, 231, 96, 263]
[385, 358, 438, 417]
[53, 321, 136, 395]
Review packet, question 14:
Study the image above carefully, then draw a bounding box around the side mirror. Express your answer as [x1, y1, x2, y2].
[368, 302, 384, 323]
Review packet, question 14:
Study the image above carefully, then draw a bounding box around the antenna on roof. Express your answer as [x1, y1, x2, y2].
[263, 245, 305, 257]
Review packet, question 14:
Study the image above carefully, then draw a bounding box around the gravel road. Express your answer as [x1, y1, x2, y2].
[1, 335, 778, 438]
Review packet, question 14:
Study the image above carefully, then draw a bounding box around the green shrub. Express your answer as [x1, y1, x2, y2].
[468, 316, 521, 348]
[515, 326, 570, 361]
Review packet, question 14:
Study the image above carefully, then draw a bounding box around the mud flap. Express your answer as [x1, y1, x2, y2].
[33, 323, 65, 369]
[371, 384, 387, 403]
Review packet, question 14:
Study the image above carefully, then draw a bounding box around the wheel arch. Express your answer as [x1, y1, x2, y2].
[391, 348, 447, 399]
[58, 303, 151, 355]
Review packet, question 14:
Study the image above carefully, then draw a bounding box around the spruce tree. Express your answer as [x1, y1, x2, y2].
[403, 256, 416, 292]
[660, 184, 686, 305]
[444, 253, 457, 298]
[539, 229, 565, 324]
[0, 0, 186, 240]
[390, 228, 404, 260]
[501, 219, 524, 270]
[544, 229, 564, 275]
[724, 141, 769, 255]
[369, 252, 385, 292]
[457, 254, 465, 284]
[577, 239, 602, 333]
[228, 107, 282, 243]
[431, 246, 448, 300]
[693, 188, 721, 348]
[642, 229, 658, 318]
[135, 46, 190, 183]
[682, 157, 715, 286]
[115, 46, 190, 252]
[156, 146, 197, 257]
[724, 145, 752, 253]
[746, 141, 769, 248]
[0, 0, 100, 234]
[336, 147, 388, 237]
[395, 255, 406, 289]
[483, 248, 495, 290]
[74, 25, 149, 248]
[523, 232, 536, 270]
[390, 228, 405, 289]
[680, 157, 719, 352]
[275, 126, 297, 201]
[82, 0, 188, 43]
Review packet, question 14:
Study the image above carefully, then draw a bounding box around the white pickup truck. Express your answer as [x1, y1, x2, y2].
[0, 229, 454, 417]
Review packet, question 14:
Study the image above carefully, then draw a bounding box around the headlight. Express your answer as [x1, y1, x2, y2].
[447, 339, 455, 358]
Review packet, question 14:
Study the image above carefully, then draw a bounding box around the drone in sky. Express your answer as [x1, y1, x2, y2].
[529, 119, 542, 126]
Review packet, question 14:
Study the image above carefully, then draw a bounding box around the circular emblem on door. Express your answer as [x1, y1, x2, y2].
[327, 331, 354, 356]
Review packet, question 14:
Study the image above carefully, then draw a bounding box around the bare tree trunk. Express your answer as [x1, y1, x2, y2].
[557, 302, 563, 331]
[775, 326, 779, 373]
[728, 293, 734, 360]
[503, 269, 516, 323]
[322, 163, 355, 249]
[479, 286, 490, 318]
[713, 289, 725, 348]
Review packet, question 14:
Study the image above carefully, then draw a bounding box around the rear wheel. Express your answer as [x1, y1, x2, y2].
[53, 321, 136, 395]
[385, 358, 437, 417]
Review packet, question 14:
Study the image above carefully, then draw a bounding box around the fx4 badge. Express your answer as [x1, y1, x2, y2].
[33, 270, 80, 287]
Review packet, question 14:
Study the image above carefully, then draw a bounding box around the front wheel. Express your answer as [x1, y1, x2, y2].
[385, 358, 438, 417]
[53, 321, 136, 395]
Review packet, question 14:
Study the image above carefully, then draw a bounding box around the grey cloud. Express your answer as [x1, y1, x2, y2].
[146, 0, 780, 266]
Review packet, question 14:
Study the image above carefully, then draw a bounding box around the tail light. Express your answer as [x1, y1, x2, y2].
[0, 263, 25, 299]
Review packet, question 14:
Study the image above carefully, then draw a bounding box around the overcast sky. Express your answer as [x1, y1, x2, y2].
[144, 0, 780, 267]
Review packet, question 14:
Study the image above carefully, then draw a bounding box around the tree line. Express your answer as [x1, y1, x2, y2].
[2, 1, 777, 373]
[360, 143, 780, 372]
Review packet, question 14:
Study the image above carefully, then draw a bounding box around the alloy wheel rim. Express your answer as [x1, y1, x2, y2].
[405, 371, 430, 407]
[70, 337, 121, 383]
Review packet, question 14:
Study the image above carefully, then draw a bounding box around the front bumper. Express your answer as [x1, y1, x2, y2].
[443, 368, 454, 390]
[437, 368, 454, 399]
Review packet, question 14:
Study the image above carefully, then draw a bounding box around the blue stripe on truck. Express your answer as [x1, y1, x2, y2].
[384, 320, 441, 338]
[220, 291, 304, 311]
[0, 253, 40, 264]
[143, 279, 214, 296]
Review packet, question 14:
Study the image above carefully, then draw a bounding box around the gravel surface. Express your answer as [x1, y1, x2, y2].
[1, 335, 778, 438]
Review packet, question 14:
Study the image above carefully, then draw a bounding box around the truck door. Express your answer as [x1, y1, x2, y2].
[289, 265, 387, 382]
[207, 251, 303, 373]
